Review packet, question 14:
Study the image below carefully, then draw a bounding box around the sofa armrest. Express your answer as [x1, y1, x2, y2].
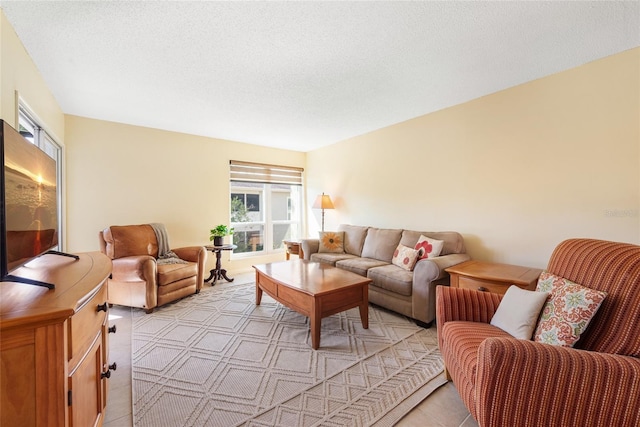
[427, 253, 472, 279]
[413, 253, 472, 285]
[172, 246, 208, 291]
[409, 253, 471, 324]
[301, 239, 319, 260]
[475, 337, 640, 427]
[111, 255, 157, 283]
[436, 286, 502, 347]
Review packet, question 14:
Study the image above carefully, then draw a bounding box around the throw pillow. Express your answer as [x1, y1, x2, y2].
[391, 244, 420, 271]
[318, 231, 345, 253]
[490, 286, 549, 340]
[414, 235, 444, 259]
[533, 271, 607, 347]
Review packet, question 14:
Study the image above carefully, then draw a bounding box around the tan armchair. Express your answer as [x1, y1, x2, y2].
[436, 239, 640, 427]
[99, 224, 207, 313]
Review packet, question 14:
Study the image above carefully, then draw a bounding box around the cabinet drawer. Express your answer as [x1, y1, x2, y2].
[69, 284, 108, 364]
[277, 285, 312, 315]
[258, 275, 277, 295]
[457, 276, 512, 295]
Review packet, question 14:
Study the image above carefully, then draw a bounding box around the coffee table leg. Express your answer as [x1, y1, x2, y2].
[359, 303, 369, 329]
[360, 284, 369, 329]
[310, 315, 320, 350]
[311, 300, 321, 350]
[255, 272, 263, 305]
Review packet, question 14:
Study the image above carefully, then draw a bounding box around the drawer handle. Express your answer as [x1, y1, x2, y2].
[108, 325, 117, 334]
[96, 303, 108, 313]
[101, 370, 111, 379]
[109, 363, 117, 371]
[477, 287, 488, 292]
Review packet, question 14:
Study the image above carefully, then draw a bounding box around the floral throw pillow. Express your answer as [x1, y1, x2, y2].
[414, 235, 444, 260]
[392, 244, 420, 271]
[318, 231, 345, 253]
[533, 271, 607, 347]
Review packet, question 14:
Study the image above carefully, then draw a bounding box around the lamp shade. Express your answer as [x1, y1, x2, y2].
[312, 193, 334, 210]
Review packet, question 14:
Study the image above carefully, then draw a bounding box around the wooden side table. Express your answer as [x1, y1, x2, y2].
[283, 240, 304, 260]
[445, 260, 543, 295]
[204, 244, 237, 285]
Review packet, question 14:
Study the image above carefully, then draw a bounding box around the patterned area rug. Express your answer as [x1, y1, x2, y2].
[132, 279, 446, 427]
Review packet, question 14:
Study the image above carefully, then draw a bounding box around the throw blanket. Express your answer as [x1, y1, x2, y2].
[149, 223, 188, 265]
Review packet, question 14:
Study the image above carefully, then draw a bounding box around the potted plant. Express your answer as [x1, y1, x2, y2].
[210, 225, 234, 246]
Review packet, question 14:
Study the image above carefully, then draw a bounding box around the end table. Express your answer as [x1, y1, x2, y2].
[204, 244, 237, 285]
[445, 260, 542, 295]
[283, 240, 304, 260]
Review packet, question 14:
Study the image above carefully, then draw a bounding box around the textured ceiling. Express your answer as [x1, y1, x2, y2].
[1, 1, 639, 152]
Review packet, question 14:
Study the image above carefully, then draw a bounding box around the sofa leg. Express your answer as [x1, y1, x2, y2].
[415, 320, 433, 328]
[444, 367, 452, 381]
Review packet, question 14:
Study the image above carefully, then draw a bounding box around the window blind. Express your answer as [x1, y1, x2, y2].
[230, 160, 303, 186]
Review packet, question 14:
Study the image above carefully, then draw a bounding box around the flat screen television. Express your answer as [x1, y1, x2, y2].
[0, 119, 73, 289]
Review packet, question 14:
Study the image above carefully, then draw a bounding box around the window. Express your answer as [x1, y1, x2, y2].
[231, 193, 260, 212]
[18, 105, 63, 249]
[230, 161, 303, 256]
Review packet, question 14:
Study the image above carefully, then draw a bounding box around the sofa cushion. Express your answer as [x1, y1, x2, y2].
[310, 253, 357, 266]
[533, 271, 607, 347]
[336, 257, 388, 277]
[157, 262, 198, 286]
[400, 230, 466, 256]
[337, 224, 369, 256]
[546, 239, 640, 357]
[318, 231, 345, 253]
[415, 235, 444, 260]
[361, 228, 402, 262]
[490, 286, 549, 340]
[367, 264, 413, 296]
[391, 244, 420, 271]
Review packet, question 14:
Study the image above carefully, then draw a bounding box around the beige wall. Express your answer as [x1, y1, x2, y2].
[307, 48, 640, 268]
[64, 115, 306, 273]
[3, 9, 639, 272]
[0, 11, 64, 140]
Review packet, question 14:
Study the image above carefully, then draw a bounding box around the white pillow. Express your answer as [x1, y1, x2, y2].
[490, 286, 549, 340]
[414, 235, 444, 259]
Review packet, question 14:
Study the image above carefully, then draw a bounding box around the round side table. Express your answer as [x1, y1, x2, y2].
[204, 244, 237, 285]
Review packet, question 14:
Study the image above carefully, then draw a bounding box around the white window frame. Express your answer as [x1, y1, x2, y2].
[229, 161, 303, 259]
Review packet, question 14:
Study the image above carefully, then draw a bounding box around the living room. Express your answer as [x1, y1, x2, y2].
[1, 2, 639, 426]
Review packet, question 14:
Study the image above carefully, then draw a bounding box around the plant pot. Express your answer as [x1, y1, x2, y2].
[213, 236, 224, 246]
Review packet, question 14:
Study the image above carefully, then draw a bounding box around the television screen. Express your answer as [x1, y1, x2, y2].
[1, 119, 58, 278]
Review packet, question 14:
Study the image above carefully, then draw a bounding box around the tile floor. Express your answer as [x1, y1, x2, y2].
[103, 273, 478, 427]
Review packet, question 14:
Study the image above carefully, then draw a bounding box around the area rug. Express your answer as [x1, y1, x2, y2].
[132, 279, 446, 427]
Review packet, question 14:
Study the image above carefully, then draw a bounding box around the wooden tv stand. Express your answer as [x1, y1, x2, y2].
[0, 252, 114, 427]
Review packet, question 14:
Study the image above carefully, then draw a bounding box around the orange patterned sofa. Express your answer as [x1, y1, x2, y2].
[436, 239, 640, 427]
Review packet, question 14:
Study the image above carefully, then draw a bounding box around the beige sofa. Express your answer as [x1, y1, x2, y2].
[301, 224, 470, 326]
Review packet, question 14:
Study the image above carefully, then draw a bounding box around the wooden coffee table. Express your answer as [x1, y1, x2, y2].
[253, 260, 371, 349]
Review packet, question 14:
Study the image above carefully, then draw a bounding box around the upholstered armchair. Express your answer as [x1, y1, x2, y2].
[436, 239, 640, 427]
[99, 224, 207, 313]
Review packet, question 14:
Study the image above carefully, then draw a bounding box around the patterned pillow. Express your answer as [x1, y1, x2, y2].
[391, 244, 420, 271]
[318, 231, 345, 253]
[414, 235, 444, 260]
[533, 271, 607, 347]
